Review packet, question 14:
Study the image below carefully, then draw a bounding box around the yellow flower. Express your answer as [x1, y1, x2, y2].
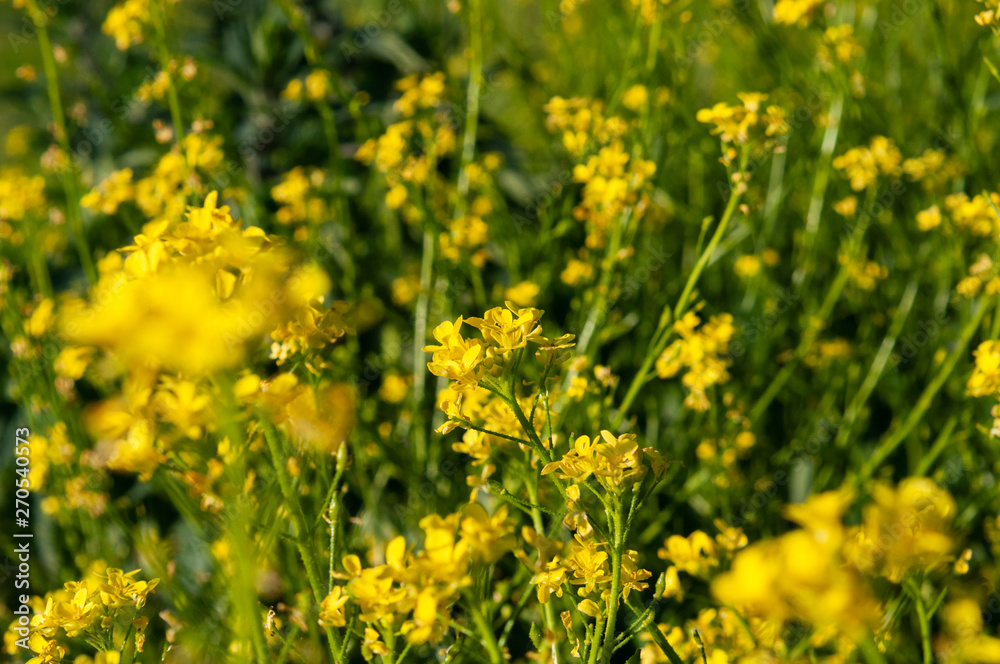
[655, 312, 735, 411]
[733, 255, 762, 279]
[504, 280, 540, 306]
[622, 84, 649, 111]
[916, 205, 943, 231]
[459, 503, 515, 562]
[844, 478, 956, 582]
[318, 586, 349, 627]
[102, 0, 150, 50]
[81, 169, 135, 215]
[423, 316, 487, 390]
[657, 531, 718, 576]
[774, 0, 824, 26]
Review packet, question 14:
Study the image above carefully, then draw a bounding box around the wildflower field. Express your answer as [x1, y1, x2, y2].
[4, 0, 1000, 662]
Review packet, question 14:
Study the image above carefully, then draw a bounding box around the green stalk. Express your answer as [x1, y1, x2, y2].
[469, 600, 503, 664]
[859, 298, 992, 481]
[454, 0, 483, 219]
[746, 256, 852, 425]
[624, 599, 683, 664]
[613, 182, 744, 427]
[526, 472, 562, 664]
[600, 499, 624, 663]
[412, 228, 436, 466]
[793, 92, 843, 287]
[835, 280, 919, 448]
[149, 0, 185, 143]
[261, 421, 343, 659]
[34, 14, 96, 284]
[908, 580, 933, 664]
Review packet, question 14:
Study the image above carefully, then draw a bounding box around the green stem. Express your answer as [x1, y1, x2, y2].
[454, 0, 483, 220]
[412, 228, 436, 466]
[470, 601, 503, 664]
[914, 416, 958, 477]
[909, 580, 933, 664]
[613, 183, 744, 427]
[746, 258, 852, 425]
[261, 420, 343, 659]
[149, 0, 185, 143]
[526, 472, 562, 664]
[860, 298, 992, 481]
[600, 499, 624, 663]
[624, 598, 683, 664]
[794, 92, 843, 287]
[35, 16, 96, 284]
[835, 280, 919, 448]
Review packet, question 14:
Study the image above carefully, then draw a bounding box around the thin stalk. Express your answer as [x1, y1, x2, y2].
[625, 598, 683, 664]
[794, 92, 844, 287]
[859, 298, 992, 481]
[412, 228, 436, 466]
[34, 16, 96, 284]
[835, 280, 919, 448]
[454, 0, 483, 219]
[470, 601, 503, 664]
[149, 0, 185, 143]
[600, 497, 624, 663]
[261, 421, 343, 659]
[525, 475, 562, 664]
[909, 580, 933, 664]
[614, 183, 744, 427]
[914, 416, 958, 477]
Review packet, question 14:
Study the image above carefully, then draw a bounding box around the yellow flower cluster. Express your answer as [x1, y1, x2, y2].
[804, 337, 852, 370]
[711, 479, 959, 657]
[83, 134, 226, 222]
[571, 141, 657, 245]
[833, 135, 903, 191]
[424, 303, 546, 391]
[61, 193, 351, 480]
[696, 93, 789, 148]
[818, 25, 863, 70]
[541, 430, 667, 494]
[531, 535, 651, 608]
[102, 0, 150, 50]
[81, 169, 134, 215]
[975, 0, 1000, 31]
[0, 167, 46, 222]
[356, 75, 502, 265]
[841, 254, 888, 291]
[773, 0, 825, 26]
[0, 167, 52, 249]
[253, 373, 355, 454]
[282, 70, 332, 103]
[322, 504, 514, 646]
[942, 191, 1000, 237]
[544, 95, 659, 246]
[544, 97, 628, 157]
[270, 167, 329, 230]
[939, 598, 1000, 661]
[843, 478, 956, 582]
[655, 311, 736, 411]
[713, 489, 880, 647]
[967, 340, 1000, 436]
[4, 565, 158, 664]
[902, 148, 963, 192]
